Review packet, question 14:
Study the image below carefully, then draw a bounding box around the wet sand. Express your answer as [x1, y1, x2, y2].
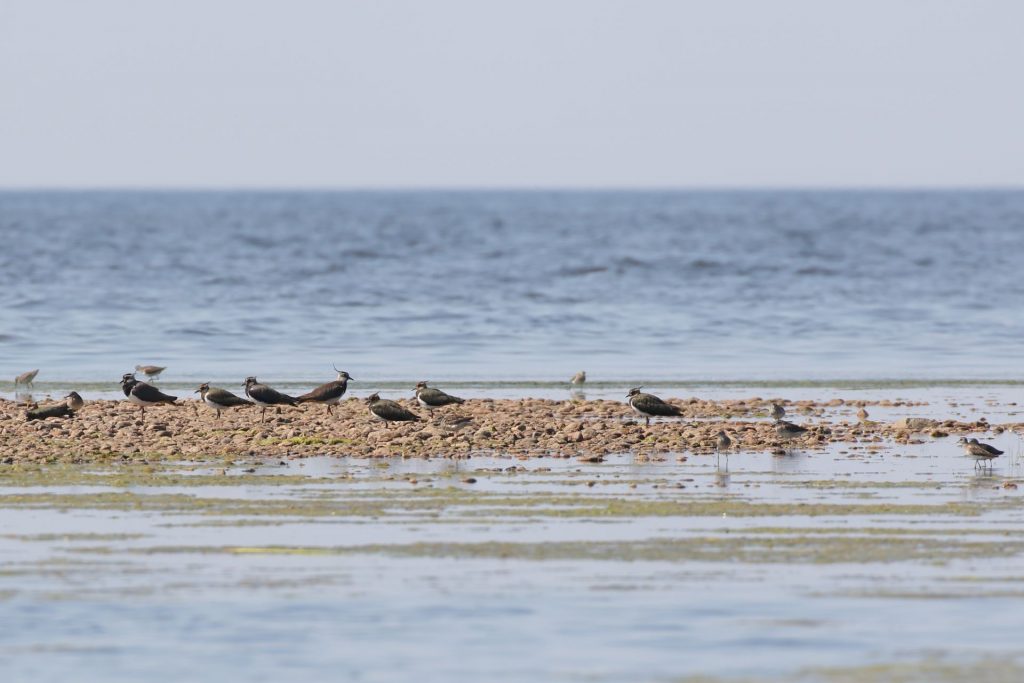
[0, 394, 1001, 463]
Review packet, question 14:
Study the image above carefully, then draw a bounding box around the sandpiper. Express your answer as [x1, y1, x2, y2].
[366, 393, 420, 426]
[26, 392, 83, 421]
[414, 381, 465, 412]
[570, 371, 586, 385]
[626, 387, 682, 427]
[244, 376, 299, 423]
[715, 430, 732, 468]
[774, 420, 809, 455]
[66, 391, 84, 411]
[135, 365, 166, 381]
[857, 406, 869, 421]
[958, 437, 1003, 470]
[195, 383, 252, 419]
[121, 373, 177, 421]
[297, 367, 354, 415]
[769, 402, 785, 422]
[14, 369, 39, 387]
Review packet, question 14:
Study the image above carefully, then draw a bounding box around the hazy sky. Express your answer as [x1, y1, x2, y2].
[1, 0, 1022, 188]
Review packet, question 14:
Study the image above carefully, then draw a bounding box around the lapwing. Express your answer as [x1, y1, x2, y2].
[195, 383, 252, 419]
[626, 387, 682, 426]
[958, 437, 1003, 470]
[244, 376, 299, 423]
[135, 365, 166, 381]
[414, 381, 465, 412]
[121, 373, 177, 421]
[366, 393, 420, 426]
[570, 370, 586, 385]
[26, 392, 83, 421]
[774, 420, 809, 455]
[297, 367, 354, 415]
[14, 369, 39, 387]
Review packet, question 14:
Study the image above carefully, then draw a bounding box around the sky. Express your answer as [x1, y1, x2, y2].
[1, 0, 1022, 188]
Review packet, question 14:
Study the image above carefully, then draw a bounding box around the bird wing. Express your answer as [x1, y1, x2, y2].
[297, 381, 345, 403]
[26, 404, 72, 421]
[420, 388, 464, 406]
[634, 394, 682, 416]
[132, 382, 177, 403]
[208, 387, 252, 406]
[248, 384, 298, 405]
[373, 400, 420, 421]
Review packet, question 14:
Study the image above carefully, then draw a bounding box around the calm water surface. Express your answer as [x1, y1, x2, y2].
[2, 190, 1022, 383]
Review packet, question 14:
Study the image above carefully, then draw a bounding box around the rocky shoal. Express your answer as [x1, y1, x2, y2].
[0, 395, 1008, 464]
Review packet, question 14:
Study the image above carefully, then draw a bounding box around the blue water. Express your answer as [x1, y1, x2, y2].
[2, 190, 1022, 383]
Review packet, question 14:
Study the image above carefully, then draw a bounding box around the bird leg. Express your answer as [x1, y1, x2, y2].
[260, 407, 267, 423]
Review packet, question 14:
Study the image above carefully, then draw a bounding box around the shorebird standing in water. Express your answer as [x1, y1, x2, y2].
[121, 373, 177, 421]
[414, 381, 464, 413]
[195, 383, 252, 419]
[297, 367, 354, 415]
[774, 420, 809, 455]
[14, 369, 39, 388]
[626, 387, 683, 427]
[26, 391, 83, 421]
[135, 365, 166, 381]
[958, 437, 1002, 470]
[570, 371, 586, 385]
[366, 393, 420, 426]
[244, 376, 299, 423]
[769, 402, 785, 422]
[715, 430, 732, 469]
[857, 406, 869, 422]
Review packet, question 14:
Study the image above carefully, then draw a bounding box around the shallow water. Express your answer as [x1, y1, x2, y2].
[2, 388, 1024, 681]
[2, 190, 1024, 383]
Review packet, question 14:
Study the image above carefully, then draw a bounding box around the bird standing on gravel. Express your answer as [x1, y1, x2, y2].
[626, 387, 683, 427]
[414, 381, 464, 412]
[195, 383, 252, 419]
[297, 367, 354, 415]
[121, 373, 177, 421]
[366, 393, 420, 426]
[244, 376, 299, 423]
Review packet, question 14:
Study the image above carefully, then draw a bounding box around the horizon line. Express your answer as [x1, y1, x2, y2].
[2, 184, 1023, 193]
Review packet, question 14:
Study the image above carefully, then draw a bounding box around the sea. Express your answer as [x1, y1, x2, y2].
[2, 189, 1022, 385]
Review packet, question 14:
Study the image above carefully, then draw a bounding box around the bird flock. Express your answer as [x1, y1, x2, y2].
[11, 367, 1007, 468]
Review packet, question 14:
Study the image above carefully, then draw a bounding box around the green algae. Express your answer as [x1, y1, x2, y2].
[0, 487, 1002, 520]
[75, 532, 1024, 564]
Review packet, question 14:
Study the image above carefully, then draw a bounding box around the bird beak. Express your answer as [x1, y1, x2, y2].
[193, 389, 201, 394]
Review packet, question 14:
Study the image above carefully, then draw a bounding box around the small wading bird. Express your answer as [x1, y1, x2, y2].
[121, 373, 177, 421]
[857, 406, 869, 422]
[15, 369, 39, 387]
[715, 430, 732, 468]
[135, 365, 166, 381]
[774, 420, 809, 455]
[297, 367, 354, 415]
[366, 393, 420, 426]
[414, 381, 464, 412]
[626, 387, 683, 427]
[26, 391, 83, 421]
[958, 437, 1003, 470]
[195, 382, 252, 419]
[244, 376, 299, 423]
[769, 402, 785, 422]
[570, 371, 586, 385]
